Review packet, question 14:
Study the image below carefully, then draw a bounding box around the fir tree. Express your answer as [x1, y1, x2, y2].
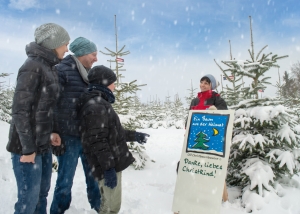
[147, 98, 165, 128]
[215, 40, 245, 106]
[184, 80, 197, 117]
[171, 94, 185, 129]
[277, 70, 300, 123]
[273, 69, 284, 99]
[281, 71, 295, 98]
[193, 131, 209, 150]
[228, 98, 300, 212]
[124, 94, 143, 130]
[99, 15, 149, 170]
[127, 142, 154, 170]
[112, 78, 145, 116]
[185, 80, 197, 108]
[291, 61, 300, 98]
[217, 17, 287, 101]
[99, 15, 146, 117]
[0, 73, 13, 123]
[161, 94, 173, 128]
[223, 16, 298, 212]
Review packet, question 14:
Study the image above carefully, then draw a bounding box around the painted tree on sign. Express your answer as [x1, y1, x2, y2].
[193, 131, 209, 150]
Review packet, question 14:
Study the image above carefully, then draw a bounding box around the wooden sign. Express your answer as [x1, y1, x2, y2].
[172, 110, 234, 214]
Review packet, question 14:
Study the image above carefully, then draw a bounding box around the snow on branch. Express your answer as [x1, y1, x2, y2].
[242, 186, 266, 213]
[242, 158, 275, 196]
[277, 123, 297, 145]
[276, 151, 295, 174]
[235, 134, 268, 150]
[267, 149, 296, 174]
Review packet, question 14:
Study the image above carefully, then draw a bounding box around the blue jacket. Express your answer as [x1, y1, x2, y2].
[53, 55, 88, 137]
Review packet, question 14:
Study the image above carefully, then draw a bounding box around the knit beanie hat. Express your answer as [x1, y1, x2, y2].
[88, 65, 117, 87]
[202, 74, 219, 90]
[34, 23, 70, 49]
[69, 37, 97, 57]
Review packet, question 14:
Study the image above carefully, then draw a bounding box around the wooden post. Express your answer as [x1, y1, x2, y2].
[222, 183, 228, 202]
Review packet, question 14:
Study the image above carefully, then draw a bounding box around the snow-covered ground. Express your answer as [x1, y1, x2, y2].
[1, 120, 300, 214]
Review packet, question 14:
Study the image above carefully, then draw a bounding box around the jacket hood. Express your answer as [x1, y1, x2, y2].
[26, 42, 60, 66]
[78, 90, 104, 114]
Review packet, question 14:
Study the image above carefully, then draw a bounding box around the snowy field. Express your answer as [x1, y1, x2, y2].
[1, 120, 300, 214]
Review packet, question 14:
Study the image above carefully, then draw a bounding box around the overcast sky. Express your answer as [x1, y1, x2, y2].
[1, 0, 300, 103]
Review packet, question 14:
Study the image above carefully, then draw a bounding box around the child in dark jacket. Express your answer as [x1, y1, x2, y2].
[78, 65, 150, 214]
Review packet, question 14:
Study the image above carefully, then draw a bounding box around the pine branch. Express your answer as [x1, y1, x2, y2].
[248, 49, 254, 61]
[256, 45, 268, 61]
[274, 55, 289, 61]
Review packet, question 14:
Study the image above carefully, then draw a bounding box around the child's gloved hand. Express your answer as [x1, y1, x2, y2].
[135, 132, 150, 144]
[104, 168, 117, 189]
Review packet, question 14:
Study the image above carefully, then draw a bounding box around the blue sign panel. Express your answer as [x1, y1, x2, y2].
[186, 112, 230, 157]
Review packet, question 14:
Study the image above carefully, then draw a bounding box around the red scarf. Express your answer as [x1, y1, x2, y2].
[191, 90, 213, 110]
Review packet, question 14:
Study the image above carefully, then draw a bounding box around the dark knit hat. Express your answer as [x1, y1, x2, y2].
[34, 23, 70, 49]
[88, 65, 117, 86]
[69, 37, 97, 57]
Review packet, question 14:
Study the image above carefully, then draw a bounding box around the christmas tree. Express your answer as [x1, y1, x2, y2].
[215, 40, 245, 106]
[0, 73, 13, 123]
[100, 15, 149, 170]
[184, 80, 197, 120]
[171, 94, 185, 129]
[217, 17, 287, 100]
[290, 61, 300, 98]
[222, 16, 299, 212]
[193, 131, 209, 150]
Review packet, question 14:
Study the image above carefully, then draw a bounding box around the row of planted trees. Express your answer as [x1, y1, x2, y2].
[105, 15, 300, 212]
[1, 15, 300, 212]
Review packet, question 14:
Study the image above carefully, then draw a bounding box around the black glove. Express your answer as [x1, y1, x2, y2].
[135, 132, 150, 144]
[51, 140, 65, 156]
[104, 168, 117, 189]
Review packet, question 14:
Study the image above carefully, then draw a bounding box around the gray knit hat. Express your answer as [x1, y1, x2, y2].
[34, 23, 70, 49]
[69, 37, 97, 57]
[202, 74, 219, 90]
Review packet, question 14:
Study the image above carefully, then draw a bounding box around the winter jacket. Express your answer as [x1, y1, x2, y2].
[183, 90, 228, 129]
[78, 90, 136, 180]
[7, 42, 60, 155]
[190, 90, 228, 110]
[52, 55, 88, 137]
